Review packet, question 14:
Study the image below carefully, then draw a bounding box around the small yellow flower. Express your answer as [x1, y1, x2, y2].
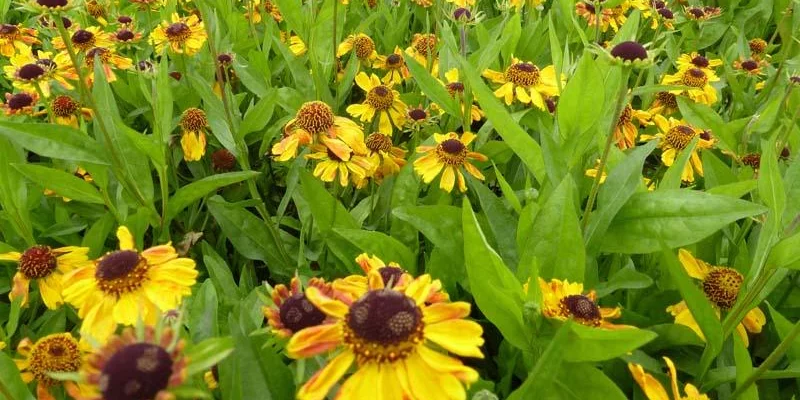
[733, 58, 768, 77]
[647, 91, 680, 117]
[640, 116, 715, 183]
[347, 72, 408, 135]
[0, 245, 91, 309]
[83, 46, 133, 85]
[629, 356, 709, 399]
[245, 0, 282, 23]
[374, 46, 410, 85]
[204, 368, 219, 390]
[613, 104, 652, 149]
[0, 24, 40, 57]
[287, 33, 307, 56]
[482, 57, 563, 109]
[675, 52, 723, 75]
[575, 1, 627, 32]
[337, 33, 378, 66]
[150, 13, 208, 56]
[666, 249, 766, 347]
[52, 26, 113, 53]
[263, 276, 332, 338]
[684, 5, 722, 21]
[661, 67, 719, 105]
[50, 94, 93, 127]
[364, 133, 407, 182]
[405, 33, 439, 75]
[14, 333, 91, 400]
[537, 277, 628, 329]
[439, 68, 484, 122]
[413, 131, 487, 193]
[305, 144, 375, 188]
[179, 108, 209, 162]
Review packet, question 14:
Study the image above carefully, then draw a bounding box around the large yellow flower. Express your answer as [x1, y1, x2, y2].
[675, 52, 723, 75]
[482, 57, 562, 109]
[413, 131, 487, 193]
[647, 91, 680, 117]
[666, 249, 766, 347]
[661, 66, 719, 105]
[150, 13, 207, 56]
[287, 270, 484, 400]
[0, 245, 91, 309]
[273, 101, 367, 162]
[61, 226, 198, 343]
[0, 23, 40, 57]
[51, 26, 113, 53]
[3, 45, 76, 97]
[640, 116, 715, 183]
[347, 72, 408, 135]
[629, 356, 709, 400]
[14, 333, 90, 400]
[537, 277, 626, 329]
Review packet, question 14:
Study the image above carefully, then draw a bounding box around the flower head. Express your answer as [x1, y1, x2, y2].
[0, 245, 91, 308]
[482, 57, 563, 108]
[575, 1, 627, 32]
[629, 356, 709, 399]
[179, 108, 208, 162]
[51, 94, 93, 127]
[274, 101, 367, 162]
[150, 14, 207, 56]
[83, 46, 133, 84]
[733, 57, 768, 77]
[62, 226, 198, 343]
[440, 68, 484, 122]
[613, 104, 652, 149]
[609, 41, 652, 67]
[0, 24, 40, 57]
[538, 277, 627, 328]
[337, 33, 378, 66]
[413, 131, 487, 192]
[647, 91, 679, 116]
[305, 144, 375, 188]
[405, 33, 439, 75]
[640, 116, 714, 182]
[15, 333, 90, 399]
[3, 45, 76, 97]
[661, 66, 719, 105]
[52, 26, 113, 53]
[2, 91, 39, 116]
[264, 276, 332, 338]
[684, 6, 721, 20]
[374, 47, 410, 86]
[365, 133, 407, 182]
[346, 72, 408, 135]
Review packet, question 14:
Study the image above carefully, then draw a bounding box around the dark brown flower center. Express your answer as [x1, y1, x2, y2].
[617, 104, 633, 126]
[279, 293, 326, 333]
[408, 108, 427, 121]
[295, 101, 335, 133]
[741, 60, 758, 71]
[611, 41, 648, 62]
[29, 335, 81, 386]
[96, 250, 140, 281]
[453, 7, 471, 20]
[100, 343, 173, 400]
[702, 267, 743, 310]
[446, 82, 464, 96]
[116, 29, 135, 41]
[583, 2, 596, 13]
[378, 266, 404, 286]
[682, 68, 708, 87]
[440, 138, 465, 155]
[346, 289, 422, 345]
[658, 8, 674, 19]
[118, 15, 132, 24]
[506, 62, 540, 87]
[353, 36, 375, 59]
[19, 245, 58, 279]
[165, 22, 190, 40]
[386, 53, 402, 67]
[36, 0, 68, 8]
[0, 24, 18, 35]
[655, 91, 677, 109]
[8, 93, 33, 110]
[688, 7, 705, 18]
[84, 47, 111, 67]
[217, 53, 233, 64]
[652, 0, 665, 8]
[741, 153, 761, 169]
[211, 149, 236, 172]
[691, 55, 709, 68]
[366, 86, 394, 110]
[561, 294, 602, 325]
[18, 63, 46, 80]
[72, 29, 94, 45]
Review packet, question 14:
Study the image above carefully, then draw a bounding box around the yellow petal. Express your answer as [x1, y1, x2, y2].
[742, 307, 766, 333]
[439, 166, 456, 192]
[423, 302, 471, 324]
[117, 226, 134, 250]
[287, 323, 343, 359]
[628, 363, 670, 400]
[677, 249, 710, 280]
[306, 286, 349, 319]
[297, 350, 355, 400]
[424, 319, 484, 358]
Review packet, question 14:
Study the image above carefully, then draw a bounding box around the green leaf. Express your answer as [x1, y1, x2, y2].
[404, 54, 461, 118]
[188, 73, 238, 155]
[507, 321, 571, 399]
[393, 205, 464, 284]
[294, 170, 358, 232]
[585, 140, 658, 254]
[659, 136, 699, 190]
[557, 51, 605, 139]
[601, 190, 767, 253]
[0, 121, 108, 165]
[154, 57, 174, 145]
[520, 177, 583, 281]
[240, 91, 277, 137]
[0, 351, 34, 400]
[207, 196, 293, 277]
[766, 230, 800, 270]
[677, 97, 734, 152]
[492, 163, 522, 213]
[201, 242, 241, 301]
[661, 250, 724, 360]
[562, 323, 657, 362]
[767, 304, 800, 360]
[166, 171, 260, 221]
[462, 198, 530, 350]
[12, 164, 104, 204]
[458, 56, 547, 184]
[758, 139, 786, 219]
[733, 332, 759, 400]
[188, 280, 219, 343]
[706, 180, 758, 198]
[540, 363, 627, 400]
[330, 228, 417, 274]
[594, 262, 653, 297]
[185, 336, 235, 376]
[468, 177, 519, 267]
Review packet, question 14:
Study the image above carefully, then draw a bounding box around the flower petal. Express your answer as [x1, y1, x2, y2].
[287, 323, 343, 358]
[424, 319, 484, 358]
[297, 350, 355, 400]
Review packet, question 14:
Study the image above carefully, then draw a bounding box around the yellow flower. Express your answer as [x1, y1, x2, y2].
[374, 46, 410, 85]
[405, 33, 439, 75]
[666, 249, 766, 347]
[273, 101, 367, 162]
[287, 270, 483, 400]
[585, 159, 656, 190]
[440, 68, 484, 122]
[3, 45, 76, 97]
[2, 91, 39, 116]
[263, 276, 332, 338]
[647, 91, 680, 117]
[675, 52, 723, 75]
[287, 33, 307, 56]
[0, 24, 40, 57]
[684, 6, 722, 21]
[613, 104, 652, 149]
[245, 0, 282, 23]
[150, 13, 207, 56]
[445, 0, 474, 6]
[52, 26, 113, 53]
[404, 104, 438, 131]
[14, 333, 91, 400]
[205, 368, 219, 390]
[733, 57, 768, 77]
[347, 72, 408, 135]
[629, 356, 709, 399]
[648, 5, 676, 30]
[481, 57, 563, 109]
[661, 67, 719, 105]
[337, 33, 378, 66]
[179, 108, 209, 162]
[83, 46, 133, 85]
[305, 144, 375, 188]
[61, 226, 198, 343]
[67, 326, 189, 400]
[537, 277, 628, 329]
[413, 131, 487, 193]
[640, 116, 715, 183]
[748, 38, 769, 60]
[0, 245, 91, 309]
[364, 133, 407, 182]
[575, 1, 627, 32]
[50, 94, 93, 127]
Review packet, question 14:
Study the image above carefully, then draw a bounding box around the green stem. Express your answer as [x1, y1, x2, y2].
[731, 318, 800, 398]
[581, 66, 631, 230]
[33, 83, 54, 123]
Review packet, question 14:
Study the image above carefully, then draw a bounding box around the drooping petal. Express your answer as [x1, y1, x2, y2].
[677, 249, 710, 280]
[297, 350, 355, 400]
[424, 319, 484, 358]
[116, 226, 135, 250]
[628, 363, 670, 400]
[423, 302, 471, 324]
[287, 323, 344, 358]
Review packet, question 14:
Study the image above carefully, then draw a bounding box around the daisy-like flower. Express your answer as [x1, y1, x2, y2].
[61, 226, 198, 343]
[0, 245, 91, 308]
[666, 249, 766, 347]
[675, 53, 722, 75]
[14, 333, 90, 400]
[374, 47, 410, 85]
[733, 58, 768, 77]
[50, 94, 92, 127]
[113, 27, 143, 46]
[347, 72, 408, 135]
[647, 91, 680, 117]
[67, 326, 189, 400]
[2, 91, 39, 116]
[412, 0, 433, 6]
[85, 0, 106, 21]
[575, 1, 626, 32]
[538, 277, 627, 329]
[150, 14, 207, 56]
[649, 6, 675, 29]
[3, 45, 76, 97]
[629, 356, 709, 400]
[482, 57, 562, 109]
[364, 133, 407, 182]
[263, 276, 332, 338]
[749, 38, 768, 60]
[287, 270, 484, 400]
[52, 26, 114, 53]
[661, 66, 719, 105]
[684, 6, 721, 21]
[245, 0, 283, 23]
[179, 108, 208, 162]
[404, 104, 437, 132]
[0, 24, 40, 57]
[337, 33, 378, 67]
[305, 144, 375, 188]
[640, 116, 714, 183]
[413, 131, 487, 193]
[273, 101, 367, 162]
[613, 104, 652, 149]
[83, 46, 133, 84]
[440, 68, 483, 122]
[28, 0, 78, 14]
[406, 33, 439, 75]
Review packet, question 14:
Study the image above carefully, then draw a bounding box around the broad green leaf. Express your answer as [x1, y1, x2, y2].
[12, 164, 104, 204]
[562, 323, 657, 362]
[188, 73, 238, 155]
[330, 228, 417, 274]
[239, 91, 277, 137]
[185, 336, 234, 376]
[661, 250, 723, 361]
[521, 177, 583, 281]
[188, 280, 220, 343]
[469, 177, 519, 267]
[201, 242, 240, 301]
[81, 214, 116, 258]
[492, 163, 522, 214]
[507, 322, 571, 399]
[294, 170, 358, 233]
[557, 51, 605, 139]
[733, 332, 759, 400]
[389, 164, 421, 250]
[540, 363, 627, 400]
[166, 171, 260, 221]
[0, 121, 108, 165]
[707, 180, 758, 198]
[585, 140, 658, 254]
[678, 97, 734, 151]
[702, 151, 737, 189]
[767, 304, 800, 360]
[601, 190, 767, 253]
[207, 196, 293, 277]
[394, 205, 464, 287]
[594, 262, 653, 297]
[458, 56, 547, 184]
[154, 57, 173, 145]
[462, 198, 530, 350]
[404, 54, 461, 118]
[0, 351, 34, 400]
[659, 137, 699, 190]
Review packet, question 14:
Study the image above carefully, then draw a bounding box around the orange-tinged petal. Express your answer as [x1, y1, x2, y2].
[287, 323, 343, 358]
[628, 363, 670, 400]
[10, 272, 30, 307]
[424, 319, 484, 358]
[306, 286, 349, 319]
[297, 350, 355, 400]
[405, 275, 433, 305]
[141, 244, 179, 266]
[423, 302, 471, 324]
